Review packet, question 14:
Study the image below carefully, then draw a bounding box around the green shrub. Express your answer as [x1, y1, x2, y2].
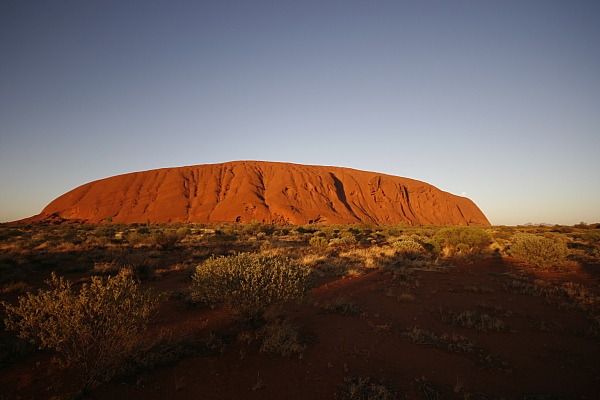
[330, 233, 357, 246]
[422, 239, 441, 254]
[389, 237, 423, 258]
[582, 230, 600, 244]
[433, 226, 491, 256]
[190, 253, 312, 319]
[93, 223, 118, 239]
[509, 233, 570, 268]
[309, 236, 329, 247]
[152, 231, 183, 250]
[2, 272, 165, 392]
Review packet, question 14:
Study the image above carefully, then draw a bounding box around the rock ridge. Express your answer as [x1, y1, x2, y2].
[27, 161, 490, 226]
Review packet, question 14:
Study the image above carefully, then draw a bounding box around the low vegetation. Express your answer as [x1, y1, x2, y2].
[322, 297, 361, 316]
[239, 312, 307, 359]
[398, 326, 512, 373]
[0, 221, 598, 398]
[508, 233, 570, 268]
[435, 308, 510, 332]
[432, 226, 492, 257]
[191, 252, 312, 319]
[2, 271, 165, 393]
[339, 375, 397, 400]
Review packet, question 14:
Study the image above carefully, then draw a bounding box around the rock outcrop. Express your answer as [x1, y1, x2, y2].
[27, 161, 490, 226]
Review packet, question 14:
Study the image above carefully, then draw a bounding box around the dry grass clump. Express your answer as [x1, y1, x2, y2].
[0, 281, 32, 294]
[398, 326, 511, 373]
[301, 249, 351, 277]
[339, 246, 397, 270]
[435, 308, 510, 332]
[93, 249, 158, 281]
[239, 315, 307, 359]
[385, 266, 418, 286]
[309, 236, 329, 248]
[399, 326, 478, 354]
[323, 297, 361, 316]
[396, 293, 416, 302]
[339, 375, 397, 400]
[409, 376, 489, 400]
[92, 260, 120, 275]
[329, 232, 358, 246]
[304, 239, 434, 278]
[503, 275, 599, 313]
[462, 284, 495, 293]
[255, 318, 307, 358]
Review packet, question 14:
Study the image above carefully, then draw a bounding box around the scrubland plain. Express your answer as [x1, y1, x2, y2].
[1, 221, 599, 399]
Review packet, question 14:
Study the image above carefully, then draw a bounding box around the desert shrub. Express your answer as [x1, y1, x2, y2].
[309, 236, 329, 248]
[93, 224, 117, 239]
[389, 237, 423, 258]
[241, 220, 261, 236]
[151, 231, 183, 250]
[0, 227, 24, 241]
[582, 230, 600, 245]
[204, 232, 238, 242]
[92, 261, 120, 275]
[340, 375, 397, 400]
[422, 239, 441, 254]
[593, 248, 600, 263]
[117, 250, 157, 280]
[95, 249, 156, 280]
[254, 317, 307, 358]
[190, 253, 312, 318]
[509, 233, 570, 268]
[2, 272, 165, 392]
[176, 226, 192, 237]
[127, 231, 153, 246]
[432, 226, 492, 256]
[330, 233, 358, 246]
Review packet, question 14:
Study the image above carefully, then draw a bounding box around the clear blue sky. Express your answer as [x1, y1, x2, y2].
[1, 0, 599, 225]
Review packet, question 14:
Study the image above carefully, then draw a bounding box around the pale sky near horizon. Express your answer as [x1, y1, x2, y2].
[1, 1, 599, 225]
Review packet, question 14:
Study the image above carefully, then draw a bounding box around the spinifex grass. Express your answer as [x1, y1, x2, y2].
[323, 297, 361, 317]
[435, 308, 510, 332]
[398, 326, 512, 373]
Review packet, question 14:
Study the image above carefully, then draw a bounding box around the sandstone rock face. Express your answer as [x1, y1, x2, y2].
[32, 161, 490, 226]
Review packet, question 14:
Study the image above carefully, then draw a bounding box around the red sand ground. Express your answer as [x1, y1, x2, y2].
[25, 161, 490, 226]
[3, 257, 598, 399]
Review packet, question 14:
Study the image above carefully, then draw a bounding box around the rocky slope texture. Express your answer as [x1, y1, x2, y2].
[29, 161, 490, 226]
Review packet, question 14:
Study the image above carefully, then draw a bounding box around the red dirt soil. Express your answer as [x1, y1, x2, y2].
[24, 161, 490, 226]
[3, 257, 598, 399]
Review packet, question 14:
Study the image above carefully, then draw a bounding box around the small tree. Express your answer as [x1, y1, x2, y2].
[191, 253, 312, 319]
[2, 272, 165, 392]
